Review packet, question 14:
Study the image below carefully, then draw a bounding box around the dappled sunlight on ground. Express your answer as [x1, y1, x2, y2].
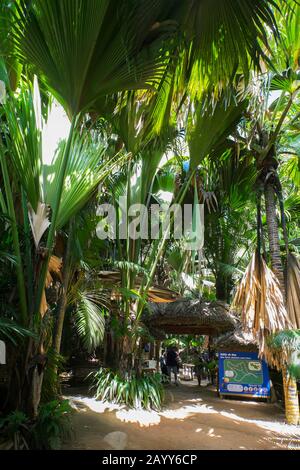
[68, 395, 123, 414]
[64, 381, 300, 450]
[68, 393, 219, 427]
[116, 409, 161, 427]
[160, 402, 218, 421]
[219, 409, 300, 437]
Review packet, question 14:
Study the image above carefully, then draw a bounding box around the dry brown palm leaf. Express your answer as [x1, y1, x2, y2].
[40, 255, 62, 317]
[28, 202, 51, 248]
[232, 251, 290, 357]
[287, 253, 300, 329]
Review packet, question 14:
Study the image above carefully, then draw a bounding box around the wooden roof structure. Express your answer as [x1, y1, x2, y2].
[99, 271, 180, 303]
[213, 327, 258, 352]
[143, 299, 237, 336]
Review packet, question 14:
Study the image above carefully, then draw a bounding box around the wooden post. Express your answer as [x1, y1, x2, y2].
[150, 342, 155, 360]
[155, 340, 161, 371]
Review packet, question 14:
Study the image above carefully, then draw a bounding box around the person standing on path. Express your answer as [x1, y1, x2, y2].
[166, 346, 179, 385]
[194, 355, 205, 386]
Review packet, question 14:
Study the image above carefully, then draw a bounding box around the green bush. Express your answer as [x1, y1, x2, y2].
[32, 399, 73, 450]
[90, 368, 164, 411]
[0, 411, 30, 449]
[0, 400, 73, 450]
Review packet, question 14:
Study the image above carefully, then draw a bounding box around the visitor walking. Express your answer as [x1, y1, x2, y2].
[166, 346, 179, 385]
[194, 355, 205, 386]
[159, 349, 168, 376]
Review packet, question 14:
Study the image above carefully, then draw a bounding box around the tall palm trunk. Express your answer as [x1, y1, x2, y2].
[264, 180, 299, 425]
[264, 182, 285, 295]
[282, 365, 299, 426]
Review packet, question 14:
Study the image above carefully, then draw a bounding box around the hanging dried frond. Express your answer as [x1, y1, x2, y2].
[40, 255, 62, 317]
[232, 251, 290, 357]
[28, 202, 50, 248]
[287, 253, 300, 329]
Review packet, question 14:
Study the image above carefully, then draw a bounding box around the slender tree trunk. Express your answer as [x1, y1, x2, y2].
[264, 182, 285, 295]
[282, 365, 299, 425]
[118, 335, 133, 378]
[264, 180, 299, 424]
[103, 331, 108, 366]
[215, 273, 227, 302]
[53, 223, 73, 356]
[149, 342, 155, 359]
[155, 340, 161, 371]
[215, 272, 232, 303]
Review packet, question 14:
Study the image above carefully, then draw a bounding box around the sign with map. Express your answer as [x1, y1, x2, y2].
[218, 351, 270, 398]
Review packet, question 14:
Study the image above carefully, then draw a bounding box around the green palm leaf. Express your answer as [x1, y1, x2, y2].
[178, 0, 278, 88]
[188, 98, 247, 169]
[75, 291, 106, 352]
[3, 82, 127, 233]
[7, 0, 174, 117]
[0, 317, 34, 344]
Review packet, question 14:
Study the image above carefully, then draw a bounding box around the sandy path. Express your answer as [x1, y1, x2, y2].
[63, 381, 300, 450]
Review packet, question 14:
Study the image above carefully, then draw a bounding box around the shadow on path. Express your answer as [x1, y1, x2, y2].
[63, 380, 300, 450]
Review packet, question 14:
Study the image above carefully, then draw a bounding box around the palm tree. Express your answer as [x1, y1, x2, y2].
[0, 0, 281, 413]
[204, 148, 257, 302]
[0, 79, 127, 415]
[232, 3, 300, 424]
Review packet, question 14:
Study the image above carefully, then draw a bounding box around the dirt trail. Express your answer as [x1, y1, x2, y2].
[63, 381, 300, 450]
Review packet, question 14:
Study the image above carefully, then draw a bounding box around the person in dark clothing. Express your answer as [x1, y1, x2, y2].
[166, 347, 179, 385]
[159, 349, 168, 376]
[194, 356, 205, 386]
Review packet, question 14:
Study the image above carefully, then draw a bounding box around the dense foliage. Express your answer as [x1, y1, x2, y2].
[0, 0, 299, 434]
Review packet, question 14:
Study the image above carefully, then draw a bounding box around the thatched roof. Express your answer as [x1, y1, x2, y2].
[99, 271, 180, 303]
[143, 299, 237, 336]
[213, 327, 258, 352]
[146, 325, 166, 341]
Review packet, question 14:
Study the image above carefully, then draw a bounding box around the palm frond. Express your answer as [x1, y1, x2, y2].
[178, 0, 278, 94]
[232, 251, 290, 357]
[74, 291, 106, 353]
[0, 317, 34, 345]
[266, 329, 300, 378]
[6, 0, 174, 117]
[188, 98, 247, 169]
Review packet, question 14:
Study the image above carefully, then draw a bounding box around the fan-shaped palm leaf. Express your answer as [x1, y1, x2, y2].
[75, 291, 106, 352]
[188, 98, 247, 169]
[6, 0, 174, 118]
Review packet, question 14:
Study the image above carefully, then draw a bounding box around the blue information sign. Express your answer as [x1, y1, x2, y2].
[218, 351, 270, 398]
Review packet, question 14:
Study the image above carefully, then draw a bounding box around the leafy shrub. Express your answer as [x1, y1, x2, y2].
[90, 368, 164, 410]
[0, 411, 30, 449]
[0, 400, 73, 450]
[32, 399, 73, 450]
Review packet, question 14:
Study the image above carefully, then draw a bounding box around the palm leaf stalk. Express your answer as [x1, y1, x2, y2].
[0, 186, 7, 213]
[34, 116, 76, 318]
[141, 169, 196, 299]
[52, 219, 73, 358]
[0, 146, 27, 324]
[21, 189, 34, 316]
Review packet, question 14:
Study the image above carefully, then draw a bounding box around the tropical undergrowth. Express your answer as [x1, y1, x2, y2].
[90, 368, 164, 411]
[0, 399, 72, 450]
